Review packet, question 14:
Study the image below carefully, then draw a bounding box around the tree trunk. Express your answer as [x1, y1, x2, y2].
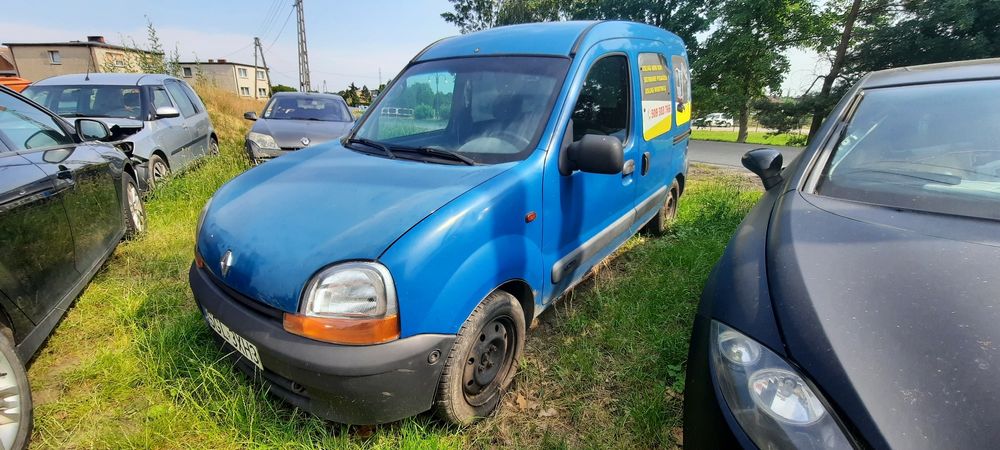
[737, 102, 750, 143]
[807, 0, 864, 143]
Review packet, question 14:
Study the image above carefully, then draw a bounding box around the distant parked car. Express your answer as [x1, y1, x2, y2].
[192, 20, 691, 426]
[685, 59, 1000, 449]
[243, 92, 354, 163]
[0, 85, 145, 450]
[695, 112, 734, 127]
[23, 74, 217, 192]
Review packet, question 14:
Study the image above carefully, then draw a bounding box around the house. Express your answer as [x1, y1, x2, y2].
[0, 47, 16, 76]
[178, 59, 271, 99]
[2, 36, 157, 82]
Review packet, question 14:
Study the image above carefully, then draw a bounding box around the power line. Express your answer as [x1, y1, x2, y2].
[267, 8, 295, 51]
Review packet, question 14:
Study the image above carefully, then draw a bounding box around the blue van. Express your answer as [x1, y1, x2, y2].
[190, 21, 691, 425]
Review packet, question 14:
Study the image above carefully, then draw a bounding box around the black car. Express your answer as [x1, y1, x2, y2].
[0, 85, 145, 449]
[243, 92, 355, 163]
[685, 58, 1000, 449]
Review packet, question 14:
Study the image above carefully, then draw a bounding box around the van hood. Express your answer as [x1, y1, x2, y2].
[250, 118, 353, 148]
[197, 143, 510, 312]
[767, 192, 1000, 449]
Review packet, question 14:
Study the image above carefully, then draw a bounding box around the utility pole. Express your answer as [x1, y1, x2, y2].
[253, 37, 272, 97]
[322, 80, 327, 93]
[295, 0, 311, 92]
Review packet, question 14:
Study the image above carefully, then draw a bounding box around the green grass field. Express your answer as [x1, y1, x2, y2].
[26, 88, 762, 449]
[691, 129, 807, 147]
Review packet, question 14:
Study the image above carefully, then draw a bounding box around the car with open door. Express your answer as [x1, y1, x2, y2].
[0, 85, 145, 450]
[684, 58, 1000, 449]
[23, 73, 217, 192]
[190, 21, 692, 425]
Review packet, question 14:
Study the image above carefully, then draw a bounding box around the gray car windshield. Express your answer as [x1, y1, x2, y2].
[23, 85, 145, 120]
[351, 56, 570, 165]
[817, 79, 1000, 221]
[263, 97, 352, 122]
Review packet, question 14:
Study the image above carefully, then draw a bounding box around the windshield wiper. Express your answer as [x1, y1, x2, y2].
[346, 138, 395, 159]
[391, 145, 476, 166]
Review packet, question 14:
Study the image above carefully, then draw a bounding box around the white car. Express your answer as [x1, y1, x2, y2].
[699, 112, 734, 127]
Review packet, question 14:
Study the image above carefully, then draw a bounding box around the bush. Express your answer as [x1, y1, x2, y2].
[414, 104, 435, 120]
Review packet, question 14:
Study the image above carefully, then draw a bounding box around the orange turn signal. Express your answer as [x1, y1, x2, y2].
[283, 313, 400, 345]
[194, 249, 206, 268]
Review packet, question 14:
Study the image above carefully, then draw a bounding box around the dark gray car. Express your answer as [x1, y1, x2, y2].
[244, 92, 354, 163]
[685, 58, 1000, 449]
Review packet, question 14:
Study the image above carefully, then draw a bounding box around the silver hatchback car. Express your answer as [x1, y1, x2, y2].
[24, 73, 217, 191]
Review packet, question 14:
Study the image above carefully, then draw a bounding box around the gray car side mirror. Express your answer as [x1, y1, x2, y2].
[155, 106, 181, 119]
[75, 118, 111, 142]
[244, 111, 259, 121]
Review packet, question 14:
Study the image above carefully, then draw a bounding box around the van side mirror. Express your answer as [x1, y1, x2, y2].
[742, 148, 784, 190]
[155, 106, 181, 119]
[244, 111, 258, 121]
[559, 121, 624, 175]
[75, 118, 111, 142]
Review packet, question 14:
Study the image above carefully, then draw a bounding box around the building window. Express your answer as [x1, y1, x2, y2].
[238, 68, 248, 78]
[108, 53, 126, 67]
[256, 70, 266, 80]
[240, 86, 251, 96]
[182, 67, 193, 78]
[257, 87, 268, 97]
[48, 50, 61, 64]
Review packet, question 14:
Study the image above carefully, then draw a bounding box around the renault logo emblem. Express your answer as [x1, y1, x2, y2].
[220, 250, 234, 277]
[300, 137, 310, 146]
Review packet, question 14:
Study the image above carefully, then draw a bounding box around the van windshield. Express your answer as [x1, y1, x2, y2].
[23, 85, 145, 120]
[351, 56, 570, 165]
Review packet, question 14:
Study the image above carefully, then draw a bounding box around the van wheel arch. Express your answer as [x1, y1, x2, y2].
[676, 173, 686, 195]
[496, 279, 535, 327]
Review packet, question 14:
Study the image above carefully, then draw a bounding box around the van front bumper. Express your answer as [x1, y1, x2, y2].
[189, 263, 455, 425]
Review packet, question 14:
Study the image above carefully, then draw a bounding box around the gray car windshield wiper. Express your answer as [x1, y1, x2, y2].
[391, 145, 476, 166]
[346, 138, 395, 159]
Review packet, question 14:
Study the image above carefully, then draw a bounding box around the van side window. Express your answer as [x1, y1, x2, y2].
[164, 81, 197, 117]
[572, 55, 630, 142]
[638, 53, 672, 141]
[671, 55, 692, 125]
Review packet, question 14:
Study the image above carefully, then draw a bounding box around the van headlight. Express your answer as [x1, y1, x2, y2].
[247, 132, 279, 150]
[283, 262, 400, 345]
[711, 321, 853, 448]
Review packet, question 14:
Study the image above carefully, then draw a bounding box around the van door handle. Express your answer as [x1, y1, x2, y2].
[641, 152, 651, 176]
[622, 159, 635, 176]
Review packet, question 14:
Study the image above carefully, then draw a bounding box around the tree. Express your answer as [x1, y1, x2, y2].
[360, 85, 372, 105]
[441, 0, 564, 34]
[105, 18, 181, 76]
[694, 0, 814, 142]
[271, 84, 297, 94]
[753, 97, 809, 134]
[339, 82, 361, 106]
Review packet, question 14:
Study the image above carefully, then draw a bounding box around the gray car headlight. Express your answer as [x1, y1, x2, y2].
[247, 131, 279, 150]
[711, 321, 853, 448]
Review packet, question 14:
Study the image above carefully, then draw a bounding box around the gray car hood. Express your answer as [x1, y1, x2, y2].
[767, 191, 1000, 449]
[250, 118, 353, 148]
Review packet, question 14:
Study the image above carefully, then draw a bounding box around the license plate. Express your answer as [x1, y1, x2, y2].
[204, 310, 263, 370]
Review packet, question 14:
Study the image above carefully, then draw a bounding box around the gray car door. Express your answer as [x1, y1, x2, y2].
[148, 85, 190, 167]
[162, 80, 200, 167]
[179, 81, 211, 156]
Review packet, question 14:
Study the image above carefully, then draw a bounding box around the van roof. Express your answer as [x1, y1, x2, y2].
[414, 21, 685, 62]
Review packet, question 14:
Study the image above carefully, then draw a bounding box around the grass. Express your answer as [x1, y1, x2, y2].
[26, 86, 762, 449]
[691, 129, 807, 147]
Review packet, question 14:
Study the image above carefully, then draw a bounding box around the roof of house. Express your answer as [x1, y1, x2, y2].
[178, 61, 267, 69]
[0, 47, 13, 65]
[862, 57, 1000, 89]
[30, 73, 179, 86]
[2, 40, 159, 54]
[415, 20, 684, 62]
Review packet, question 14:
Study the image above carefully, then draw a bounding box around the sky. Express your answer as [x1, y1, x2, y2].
[1, 0, 825, 95]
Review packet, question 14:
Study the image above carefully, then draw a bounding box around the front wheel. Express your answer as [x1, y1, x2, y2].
[209, 138, 220, 156]
[122, 174, 146, 239]
[644, 180, 680, 236]
[0, 332, 32, 450]
[435, 291, 525, 424]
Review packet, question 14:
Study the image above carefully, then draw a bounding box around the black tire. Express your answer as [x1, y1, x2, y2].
[436, 290, 526, 424]
[146, 154, 169, 189]
[209, 138, 220, 156]
[0, 332, 32, 450]
[644, 180, 680, 236]
[122, 174, 146, 239]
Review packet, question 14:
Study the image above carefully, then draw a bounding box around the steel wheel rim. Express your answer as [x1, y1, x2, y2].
[0, 349, 22, 450]
[127, 181, 144, 232]
[462, 315, 516, 407]
[664, 190, 677, 221]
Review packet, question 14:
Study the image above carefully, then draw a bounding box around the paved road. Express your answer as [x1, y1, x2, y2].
[689, 140, 803, 170]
